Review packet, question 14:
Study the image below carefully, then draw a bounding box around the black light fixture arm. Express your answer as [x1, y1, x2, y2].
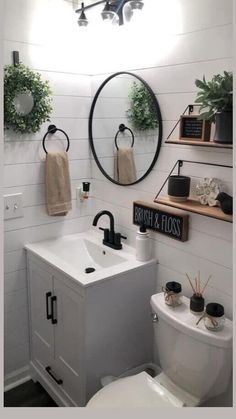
[76, 0, 127, 13]
[76, 0, 106, 13]
[76, 0, 133, 25]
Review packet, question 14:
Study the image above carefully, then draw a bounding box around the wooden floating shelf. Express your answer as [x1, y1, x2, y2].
[165, 139, 233, 149]
[154, 196, 233, 223]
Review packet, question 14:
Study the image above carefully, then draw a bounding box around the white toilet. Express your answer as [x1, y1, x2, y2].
[87, 293, 232, 407]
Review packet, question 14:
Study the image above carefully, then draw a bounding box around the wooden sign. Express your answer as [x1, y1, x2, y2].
[179, 115, 211, 141]
[133, 201, 189, 242]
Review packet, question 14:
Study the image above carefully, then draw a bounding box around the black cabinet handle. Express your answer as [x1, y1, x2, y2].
[45, 366, 63, 385]
[51, 295, 58, 324]
[45, 292, 52, 320]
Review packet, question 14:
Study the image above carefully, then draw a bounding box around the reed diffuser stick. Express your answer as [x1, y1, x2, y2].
[201, 275, 212, 294]
[195, 277, 198, 295]
[185, 273, 195, 293]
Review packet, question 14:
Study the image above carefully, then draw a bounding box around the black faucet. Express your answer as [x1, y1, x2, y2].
[92, 210, 127, 250]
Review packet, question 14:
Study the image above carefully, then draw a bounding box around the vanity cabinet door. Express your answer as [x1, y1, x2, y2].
[28, 261, 54, 368]
[52, 276, 85, 406]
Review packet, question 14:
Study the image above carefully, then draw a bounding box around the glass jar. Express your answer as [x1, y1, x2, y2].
[204, 303, 225, 331]
[163, 281, 182, 307]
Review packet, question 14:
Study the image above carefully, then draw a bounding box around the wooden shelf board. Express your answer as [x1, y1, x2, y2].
[165, 139, 232, 149]
[154, 197, 233, 223]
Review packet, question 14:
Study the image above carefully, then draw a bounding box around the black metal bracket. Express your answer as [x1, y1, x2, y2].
[48, 124, 57, 134]
[13, 51, 20, 67]
[154, 159, 233, 201]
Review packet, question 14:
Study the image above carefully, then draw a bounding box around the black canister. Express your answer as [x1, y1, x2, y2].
[168, 175, 191, 202]
[190, 294, 205, 314]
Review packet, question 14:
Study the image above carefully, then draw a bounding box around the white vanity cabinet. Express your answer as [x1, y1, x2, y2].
[28, 257, 86, 406]
[27, 249, 156, 407]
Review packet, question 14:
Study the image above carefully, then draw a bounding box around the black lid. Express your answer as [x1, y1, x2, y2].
[206, 303, 224, 317]
[139, 224, 147, 233]
[165, 281, 182, 293]
[83, 182, 90, 192]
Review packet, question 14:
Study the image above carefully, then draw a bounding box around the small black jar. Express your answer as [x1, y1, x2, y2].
[168, 175, 191, 202]
[190, 294, 205, 314]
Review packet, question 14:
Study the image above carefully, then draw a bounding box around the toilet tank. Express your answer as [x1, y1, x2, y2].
[150, 293, 232, 402]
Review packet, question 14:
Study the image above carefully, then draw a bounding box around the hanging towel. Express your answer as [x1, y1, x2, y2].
[45, 151, 72, 216]
[114, 147, 137, 184]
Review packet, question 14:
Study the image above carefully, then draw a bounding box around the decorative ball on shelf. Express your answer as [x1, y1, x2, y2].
[195, 178, 221, 207]
[4, 63, 53, 134]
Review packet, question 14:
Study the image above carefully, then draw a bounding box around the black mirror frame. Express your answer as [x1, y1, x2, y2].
[89, 71, 163, 186]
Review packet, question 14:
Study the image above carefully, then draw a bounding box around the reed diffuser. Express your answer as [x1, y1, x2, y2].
[186, 272, 211, 315]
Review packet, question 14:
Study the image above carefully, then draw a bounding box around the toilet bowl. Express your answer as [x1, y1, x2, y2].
[87, 293, 232, 407]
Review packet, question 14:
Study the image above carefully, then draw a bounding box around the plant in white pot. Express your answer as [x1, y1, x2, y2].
[195, 71, 233, 144]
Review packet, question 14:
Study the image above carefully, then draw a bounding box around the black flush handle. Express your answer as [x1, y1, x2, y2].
[51, 295, 58, 324]
[45, 292, 52, 320]
[45, 366, 63, 385]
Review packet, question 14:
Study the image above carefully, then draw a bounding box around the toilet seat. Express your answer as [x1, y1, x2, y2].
[87, 372, 184, 407]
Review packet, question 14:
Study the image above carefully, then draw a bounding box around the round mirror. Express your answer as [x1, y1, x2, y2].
[89, 72, 163, 186]
[13, 91, 34, 115]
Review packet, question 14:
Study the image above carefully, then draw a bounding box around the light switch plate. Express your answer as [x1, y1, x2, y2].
[4, 193, 24, 220]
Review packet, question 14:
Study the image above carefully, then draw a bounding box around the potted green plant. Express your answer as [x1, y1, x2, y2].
[195, 71, 233, 144]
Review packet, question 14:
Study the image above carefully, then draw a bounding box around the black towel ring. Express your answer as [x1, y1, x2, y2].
[42, 124, 70, 154]
[114, 124, 135, 150]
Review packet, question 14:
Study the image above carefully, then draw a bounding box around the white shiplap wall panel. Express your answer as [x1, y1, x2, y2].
[91, 0, 233, 327]
[3, 0, 92, 377]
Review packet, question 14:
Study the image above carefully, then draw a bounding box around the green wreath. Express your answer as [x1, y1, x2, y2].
[4, 63, 53, 134]
[126, 82, 159, 131]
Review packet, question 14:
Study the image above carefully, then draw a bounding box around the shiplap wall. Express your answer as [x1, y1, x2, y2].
[3, 0, 233, 391]
[3, 0, 93, 379]
[0, 0, 4, 402]
[91, 0, 233, 319]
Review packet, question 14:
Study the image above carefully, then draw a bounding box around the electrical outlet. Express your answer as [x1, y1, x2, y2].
[4, 193, 24, 220]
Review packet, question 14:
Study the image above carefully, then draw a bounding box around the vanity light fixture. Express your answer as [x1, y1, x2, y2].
[101, 1, 119, 24]
[75, 0, 144, 27]
[77, 2, 89, 27]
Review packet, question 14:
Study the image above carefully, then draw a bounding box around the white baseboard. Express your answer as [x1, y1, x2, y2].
[4, 365, 31, 392]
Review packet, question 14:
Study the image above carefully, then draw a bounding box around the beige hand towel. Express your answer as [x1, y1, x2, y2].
[45, 151, 72, 216]
[114, 148, 137, 184]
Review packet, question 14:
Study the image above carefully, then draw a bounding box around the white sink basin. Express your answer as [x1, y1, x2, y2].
[84, 239, 126, 268]
[25, 230, 156, 287]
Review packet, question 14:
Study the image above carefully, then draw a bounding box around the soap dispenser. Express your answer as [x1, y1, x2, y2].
[136, 225, 151, 262]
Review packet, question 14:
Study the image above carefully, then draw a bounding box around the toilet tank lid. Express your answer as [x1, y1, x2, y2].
[150, 293, 232, 349]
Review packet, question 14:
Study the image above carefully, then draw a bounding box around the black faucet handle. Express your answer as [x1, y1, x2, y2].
[114, 232, 127, 249]
[99, 227, 109, 242]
